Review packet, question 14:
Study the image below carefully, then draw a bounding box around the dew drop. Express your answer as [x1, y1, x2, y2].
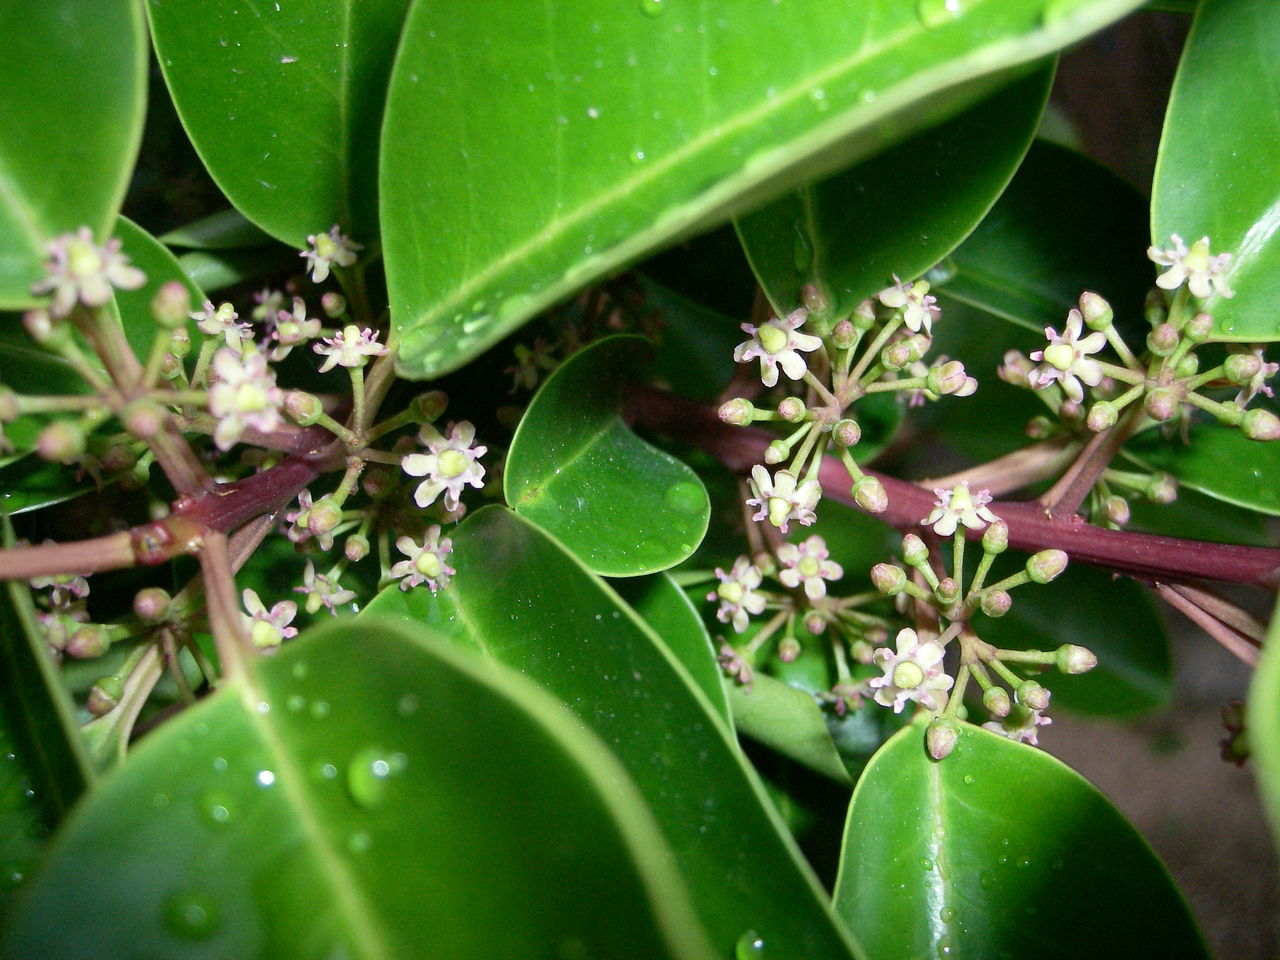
[963, 774, 975, 785]
[940, 907, 957, 922]
[979, 871, 994, 889]
[735, 929, 766, 958]
[309, 699, 331, 720]
[639, 0, 667, 17]
[919, 857, 934, 871]
[311, 760, 339, 782]
[663, 481, 704, 514]
[255, 770, 276, 788]
[286, 694, 306, 712]
[917, 0, 963, 28]
[199, 789, 234, 827]
[211, 756, 228, 773]
[397, 694, 420, 716]
[163, 891, 221, 940]
[629, 148, 647, 165]
[291, 660, 309, 679]
[808, 87, 829, 112]
[586, 106, 600, 119]
[346, 747, 407, 809]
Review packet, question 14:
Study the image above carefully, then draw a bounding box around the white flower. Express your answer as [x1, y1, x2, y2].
[294, 560, 357, 615]
[732, 308, 822, 388]
[207, 348, 285, 450]
[400, 421, 487, 512]
[878, 276, 940, 335]
[776, 535, 842, 600]
[707, 557, 766, 633]
[30, 227, 146, 316]
[284, 490, 336, 551]
[869, 628, 953, 713]
[745, 465, 820, 533]
[391, 526, 456, 592]
[923, 482, 997, 536]
[242, 589, 298, 649]
[313, 324, 388, 373]
[301, 225, 362, 283]
[983, 705, 1052, 746]
[192, 300, 252, 351]
[251, 287, 287, 322]
[1233, 346, 1279, 407]
[268, 296, 322, 361]
[1148, 234, 1234, 300]
[1026, 308, 1107, 404]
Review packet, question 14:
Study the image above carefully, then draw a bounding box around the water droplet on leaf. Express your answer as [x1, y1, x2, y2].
[163, 891, 221, 940]
[199, 790, 233, 827]
[346, 748, 407, 810]
[735, 930, 766, 958]
[639, 0, 667, 17]
[917, 0, 962, 28]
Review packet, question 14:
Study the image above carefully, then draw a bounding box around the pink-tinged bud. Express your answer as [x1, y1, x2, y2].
[926, 719, 959, 761]
[1174, 353, 1199, 378]
[169, 328, 192, 358]
[1147, 323, 1179, 357]
[1104, 495, 1130, 526]
[935, 577, 960, 606]
[999, 351, 1034, 388]
[1225, 353, 1263, 384]
[1086, 401, 1117, 433]
[852, 475, 887, 513]
[928, 360, 969, 396]
[23, 308, 59, 345]
[831, 319, 856, 349]
[362, 467, 391, 498]
[344, 534, 370, 563]
[980, 589, 1012, 618]
[1144, 387, 1179, 422]
[0, 387, 17, 422]
[1026, 549, 1068, 584]
[982, 519, 1009, 555]
[123, 399, 165, 439]
[307, 497, 343, 535]
[1184, 312, 1213, 342]
[983, 685, 1012, 717]
[903, 334, 931, 362]
[851, 298, 877, 329]
[133, 587, 171, 623]
[1059, 400, 1083, 425]
[802, 612, 826, 637]
[411, 390, 448, 423]
[36, 420, 85, 463]
[901, 534, 929, 566]
[871, 563, 907, 595]
[151, 281, 192, 329]
[1078, 291, 1113, 330]
[882, 341, 912, 371]
[764, 440, 789, 464]
[1146, 472, 1178, 504]
[832, 418, 861, 448]
[1242, 408, 1280, 441]
[87, 675, 123, 716]
[777, 397, 807, 422]
[285, 390, 324, 426]
[778, 636, 803, 662]
[1025, 416, 1054, 439]
[1017, 681, 1051, 711]
[1056, 643, 1097, 674]
[321, 291, 347, 318]
[955, 376, 978, 398]
[801, 282, 829, 316]
[100, 444, 136, 474]
[718, 397, 754, 426]
[67, 625, 110, 659]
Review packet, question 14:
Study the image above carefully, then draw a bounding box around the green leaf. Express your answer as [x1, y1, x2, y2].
[727, 675, 852, 787]
[736, 65, 1053, 321]
[978, 562, 1171, 717]
[1124, 420, 1280, 516]
[1248, 593, 1280, 841]
[175, 247, 299, 295]
[506, 335, 710, 576]
[0, 619, 716, 960]
[146, 0, 412, 248]
[0, 0, 147, 308]
[160, 209, 277, 250]
[362, 507, 860, 960]
[834, 724, 1208, 960]
[382, 0, 1146, 378]
[0, 325, 94, 462]
[110, 216, 205, 356]
[0, 456, 95, 516]
[1151, 0, 1280, 341]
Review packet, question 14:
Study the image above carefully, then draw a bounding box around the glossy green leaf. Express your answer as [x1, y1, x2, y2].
[111, 216, 205, 356]
[935, 139, 1152, 333]
[362, 507, 860, 960]
[0, 619, 716, 960]
[1248, 593, 1280, 841]
[1124, 420, 1280, 516]
[0, 0, 146, 308]
[175, 247, 299, 295]
[834, 724, 1208, 960]
[636, 276, 741, 402]
[383, 0, 1145, 378]
[160, 209, 277, 251]
[1127, 484, 1269, 547]
[506, 336, 710, 576]
[727, 675, 852, 787]
[736, 66, 1053, 321]
[0, 457, 95, 516]
[0, 325, 94, 462]
[147, 0, 412, 248]
[1151, 0, 1280, 341]
[977, 562, 1171, 717]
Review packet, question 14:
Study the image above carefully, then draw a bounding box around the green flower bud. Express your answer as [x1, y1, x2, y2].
[123, 399, 165, 439]
[1104, 495, 1130, 526]
[882, 341, 912, 371]
[285, 391, 324, 426]
[1025, 416, 1054, 439]
[1146, 472, 1178, 504]
[1225, 352, 1263, 384]
[23, 309, 66, 347]
[801, 282, 829, 317]
[321, 291, 347, 318]
[1144, 388, 1179, 422]
[1017, 680, 1051, 711]
[36, 420, 85, 463]
[832, 418, 861, 448]
[169, 328, 192, 359]
[1183, 312, 1213, 342]
[411, 390, 449, 424]
[345, 534, 370, 563]
[100, 444, 136, 474]
[928, 360, 969, 396]
[831, 319, 857, 349]
[1026, 549, 1068, 584]
[764, 439, 789, 464]
[852, 475, 887, 514]
[1174, 353, 1199, 378]
[778, 636, 803, 662]
[980, 589, 1011, 618]
[151, 281, 192, 329]
[777, 397, 807, 423]
[1078, 291, 1113, 330]
[1242, 408, 1280, 442]
[87, 675, 124, 717]
[1055, 643, 1098, 674]
[983, 685, 1012, 718]
[870, 562, 906, 595]
[307, 497, 343, 535]
[926, 718, 959, 761]
[1146, 323, 1180, 357]
[1087, 401, 1118, 433]
[982, 519, 1008, 555]
[67, 625, 110, 659]
[901, 534, 929, 567]
[851, 298, 877, 330]
[935, 577, 960, 606]
[718, 397, 755, 426]
[1059, 400, 1083, 425]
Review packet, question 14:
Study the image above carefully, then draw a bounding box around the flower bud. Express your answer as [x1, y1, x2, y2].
[0, 387, 17, 423]
[777, 397, 807, 423]
[983, 685, 1012, 718]
[852, 475, 887, 513]
[870, 563, 906, 595]
[1086, 401, 1117, 432]
[1017, 680, 1051, 711]
[928, 360, 969, 396]
[778, 636, 803, 662]
[307, 497, 343, 535]
[901, 534, 929, 567]
[981, 519, 1008, 555]
[1104, 495, 1130, 526]
[1225, 352, 1263, 384]
[718, 397, 754, 426]
[1242, 408, 1280, 441]
[1146, 472, 1178, 504]
[935, 577, 960, 606]
[849, 637, 876, 664]
[980, 589, 1011, 618]
[411, 390, 448, 424]
[1144, 287, 1167, 326]
[344, 534, 370, 563]
[1078, 291, 1113, 330]
[1026, 549, 1068, 584]
[169, 328, 192, 359]
[362, 467, 392, 498]
[87, 675, 123, 717]
[801, 613, 826, 639]
[100, 444, 136, 474]
[764, 439, 789, 464]
[851, 298, 877, 330]
[321, 291, 347, 318]
[1174, 353, 1199, 378]
[832, 418, 861, 448]
[926, 718, 959, 761]
[285, 391, 324, 426]
[133, 587, 171, 623]
[1055, 643, 1098, 674]
[998, 351, 1034, 388]
[36, 420, 85, 463]
[1059, 400, 1083, 425]
[161, 353, 184, 380]
[801, 282, 829, 317]
[23, 309, 64, 346]
[67, 625, 110, 659]
[1184, 312, 1213, 342]
[1147, 323, 1180, 357]
[1144, 387, 1179, 422]
[123, 399, 165, 439]
[831, 319, 856, 349]
[882, 341, 911, 371]
[1025, 416, 1054, 439]
[151, 281, 192, 329]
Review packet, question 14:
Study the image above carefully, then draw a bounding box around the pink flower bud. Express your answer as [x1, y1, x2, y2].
[1144, 388, 1179, 422]
[133, 587, 171, 623]
[779, 636, 803, 662]
[981, 589, 1011, 618]
[1087, 401, 1117, 432]
[982, 520, 1009, 555]
[1078, 291, 1113, 330]
[285, 390, 324, 426]
[926, 719, 959, 760]
[871, 563, 906, 595]
[36, 420, 85, 463]
[1146, 472, 1178, 503]
[1147, 323, 1179, 357]
[1104, 495, 1130, 526]
[718, 397, 755, 426]
[1225, 353, 1262, 384]
[852, 475, 887, 513]
[1017, 681, 1051, 711]
[151, 280, 192, 329]
[832, 418, 861, 448]
[777, 397, 807, 422]
[1026, 549, 1068, 584]
[1242, 408, 1280, 441]
[983, 685, 1012, 717]
[1056, 643, 1097, 674]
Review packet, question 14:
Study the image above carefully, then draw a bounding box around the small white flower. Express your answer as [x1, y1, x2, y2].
[242, 589, 298, 649]
[268, 296, 322, 361]
[391, 526, 456, 592]
[732, 307, 822, 388]
[707, 557, 766, 633]
[30, 227, 146, 316]
[294, 560, 357, 615]
[983, 705, 1052, 746]
[878, 276, 940, 336]
[313, 324, 388, 373]
[301, 225, 362, 283]
[745, 465, 820, 533]
[284, 490, 335, 551]
[1027, 308, 1106, 404]
[923, 482, 997, 537]
[1148, 234, 1234, 300]
[207, 348, 285, 450]
[192, 300, 252, 351]
[776, 535, 843, 600]
[400, 421, 487, 512]
[251, 287, 287, 322]
[869, 627, 953, 713]
[1233, 346, 1279, 407]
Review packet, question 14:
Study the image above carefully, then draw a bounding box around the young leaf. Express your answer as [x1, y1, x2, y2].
[1152, 0, 1280, 341]
[726, 674, 853, 787]
[834, 725, 1209, 960]
[506, 335, 710, 577]
[0, 0, 146, 308]
[736, 65, 1053, 321]
[362, 507, 861, 960]
[382, 0, 1146, 378]
[0, 619, 716, 960]
[146, 0, 412, 247]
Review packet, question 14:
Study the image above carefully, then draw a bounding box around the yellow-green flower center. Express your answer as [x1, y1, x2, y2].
[415, 553, 442, 578]
[892, 661, 925, 690]
[1042, 343, 1076, 372]
[67, 239, 104, 278]
[718, 582, 744, 604]
[437, 449, 468, 478]
[758, 324, 788, 355]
